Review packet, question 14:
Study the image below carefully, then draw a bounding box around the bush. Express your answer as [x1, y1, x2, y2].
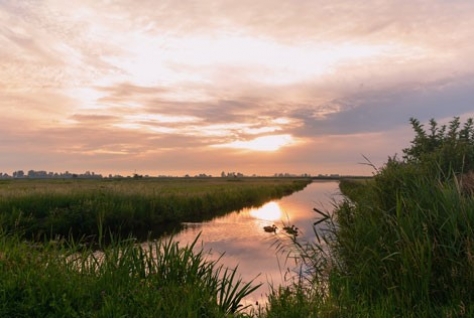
[403, 117, 474, 178]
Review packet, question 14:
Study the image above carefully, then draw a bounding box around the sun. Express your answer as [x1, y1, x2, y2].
[212, 134, 295, 152]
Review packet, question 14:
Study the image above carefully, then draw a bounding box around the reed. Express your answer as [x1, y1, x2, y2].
[0, 232, 260, 317]
[331, 170, 474, 317]
[262, 117, 474, 316]
[266, 166, 474, 317]
[0, 177, 311, 243]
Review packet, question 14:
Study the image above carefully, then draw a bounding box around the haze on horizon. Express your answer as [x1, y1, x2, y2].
[2, 0, 474, 177]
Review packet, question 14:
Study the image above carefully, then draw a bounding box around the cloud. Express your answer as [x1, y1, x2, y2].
[211, 134, 296, 152]
[1, 0, 474, 175]
[289, 73, 474, 138]
[69, 114, 120, 125]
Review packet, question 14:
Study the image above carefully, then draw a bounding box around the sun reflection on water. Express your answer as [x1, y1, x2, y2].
[249, 201, 282, 221]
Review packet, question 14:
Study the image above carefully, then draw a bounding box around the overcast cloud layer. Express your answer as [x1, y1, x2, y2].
[1, 0, 474, 176]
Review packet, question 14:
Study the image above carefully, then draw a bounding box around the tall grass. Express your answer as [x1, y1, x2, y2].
[264, 205, 335, 317]
[0, 231, 260, 317]
[266, 167, 474, 317]
[0, 178, 310, 243]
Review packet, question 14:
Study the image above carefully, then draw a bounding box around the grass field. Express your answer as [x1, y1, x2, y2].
[0, 177, 313, 317]
[0, 177, 311, 244]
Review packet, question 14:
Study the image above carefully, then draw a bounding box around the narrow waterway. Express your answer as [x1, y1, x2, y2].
[165, 180, 342, 305]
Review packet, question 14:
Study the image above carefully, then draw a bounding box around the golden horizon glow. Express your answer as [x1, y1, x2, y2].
[212, 134, 295, 152]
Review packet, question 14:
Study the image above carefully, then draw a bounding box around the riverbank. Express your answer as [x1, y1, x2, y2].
[0, 177, 311, 244]
[264, 173, 474, 317]
[0, 231, 262, 317]
[263, 117, 474, 317]
[166, 181, 342, 308]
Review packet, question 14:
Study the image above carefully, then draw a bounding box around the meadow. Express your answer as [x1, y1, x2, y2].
[0, 177, 312, 317]
[0, 177, 311, 244]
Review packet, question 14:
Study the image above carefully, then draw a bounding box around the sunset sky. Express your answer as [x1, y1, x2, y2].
[2, 0, 474, 177]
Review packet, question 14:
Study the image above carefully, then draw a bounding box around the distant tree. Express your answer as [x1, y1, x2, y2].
[13, 170, 24, 178]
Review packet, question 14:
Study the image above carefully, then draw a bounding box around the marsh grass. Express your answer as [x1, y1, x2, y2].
[0, 177, 310, 243]
[265, 169, 474, 317]
[0, 231, 261, 317]
[264, 205, 336, 317]
[332, 174, 474, 316]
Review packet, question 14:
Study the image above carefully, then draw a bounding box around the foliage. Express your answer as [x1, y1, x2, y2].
[0, 232, 260, 317]
[265, 116, 474, 317]
[264, 284, 323, 318]
[329, 175, 474, 316]
[371, 156, 427, 211]
[327, 118, 474, 316]
[403, 117, 474, 178]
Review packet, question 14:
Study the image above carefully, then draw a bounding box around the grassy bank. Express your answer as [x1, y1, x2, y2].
[264, 117, 474, 317]
[0, 177, 310, 243]
[333, 174, 474, 316]
[264, 173, 474, 317]
[0, 232, 259, 317]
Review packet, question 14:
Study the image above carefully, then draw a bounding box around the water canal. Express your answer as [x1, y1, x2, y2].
[162, 180, 343, 305]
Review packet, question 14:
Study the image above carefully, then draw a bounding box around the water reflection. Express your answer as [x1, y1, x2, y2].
[249, 201, 282, 221]
[164, 181, 341, 305]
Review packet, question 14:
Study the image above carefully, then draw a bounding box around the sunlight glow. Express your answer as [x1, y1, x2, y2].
[101, 31, 398, 87]
[212, 134, 294, 151]
[67, 88, 106, 110]
[249, 202, 282, 221]
[124, 113, 201, 124]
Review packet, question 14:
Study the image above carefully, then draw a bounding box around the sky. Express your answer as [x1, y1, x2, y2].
[1, 0, 474, 177]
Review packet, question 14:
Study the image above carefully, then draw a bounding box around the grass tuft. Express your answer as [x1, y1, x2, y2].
[0, 232, 260, 317]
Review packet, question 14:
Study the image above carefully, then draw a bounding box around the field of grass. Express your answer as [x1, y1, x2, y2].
[0, 177, 311, 244]
[0, 177, 313, 317]
[6, 172, 473, 317]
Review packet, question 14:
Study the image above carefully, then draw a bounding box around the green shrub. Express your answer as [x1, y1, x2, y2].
[403, 117, 474, 178]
